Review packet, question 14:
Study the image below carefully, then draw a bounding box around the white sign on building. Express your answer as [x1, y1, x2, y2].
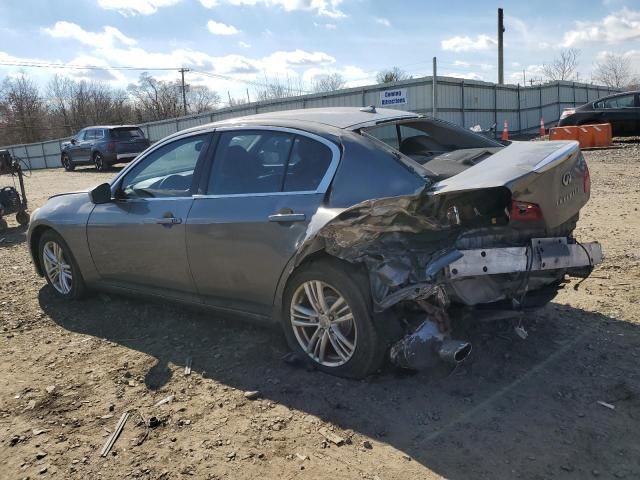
[380, 88, 407, 106]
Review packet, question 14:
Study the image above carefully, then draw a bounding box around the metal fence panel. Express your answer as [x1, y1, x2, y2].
[0, 78, 619, 170]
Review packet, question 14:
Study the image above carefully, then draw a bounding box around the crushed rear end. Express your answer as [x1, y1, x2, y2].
[300, 137, 602, 373]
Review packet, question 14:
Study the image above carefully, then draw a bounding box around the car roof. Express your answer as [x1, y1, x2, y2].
[81, 125, 141, 130]
[594, 90, 640, 102]
[203, 107, 422, 131]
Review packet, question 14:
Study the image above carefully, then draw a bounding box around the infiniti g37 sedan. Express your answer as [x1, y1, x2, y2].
[28, 107, 602, 378]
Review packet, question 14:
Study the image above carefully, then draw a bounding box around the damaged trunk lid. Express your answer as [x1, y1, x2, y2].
[430, 140, 589, 229]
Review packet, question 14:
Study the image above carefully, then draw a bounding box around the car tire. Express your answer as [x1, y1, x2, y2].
[38, 229, 87, 299]
[94, 152, 108, 172]
[16, 210, 30, 226]
[62, 154, 75, 172]
[281, 258, 385, 379]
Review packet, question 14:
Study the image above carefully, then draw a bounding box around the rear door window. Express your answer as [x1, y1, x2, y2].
[283, 136, 332, 192]
[207, 131, 294, 195]
[603, 94, 636, 108]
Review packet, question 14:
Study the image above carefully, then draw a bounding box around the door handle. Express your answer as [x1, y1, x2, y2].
[156, 216, 182, 225]
[268, 213, 306, 223]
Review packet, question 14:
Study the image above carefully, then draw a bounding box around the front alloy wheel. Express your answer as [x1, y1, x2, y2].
[291, 281, 357, 367]
[94, 153, 107, 172]
[62, 154, 74, 171]
[38, 230, 86, 299]
[42, 240, 73, 294]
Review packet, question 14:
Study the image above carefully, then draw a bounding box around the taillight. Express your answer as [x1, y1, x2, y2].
[510, 200, 543, 222]
[107, 141, 116, 153]
[583, 164, 591, 194]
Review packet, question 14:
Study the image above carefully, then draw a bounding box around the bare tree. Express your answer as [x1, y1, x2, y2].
[542, 49, 580, 81]
[187, 85, 221, 114]
[0, 73, 46, 144]
[312, 73, 346, 93]
[592, 53, 635, 89]
[253, 75, 308, 101]
[128, 73, 183, 121]
[376, 67, 411, 84]
[47, 75, 133, 137]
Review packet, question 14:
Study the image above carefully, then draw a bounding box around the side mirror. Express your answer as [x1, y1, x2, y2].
[89, 183, 112, 204]
[70, 138, 77, 145]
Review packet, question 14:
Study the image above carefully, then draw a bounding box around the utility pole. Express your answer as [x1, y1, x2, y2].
[246, 88, 250, 104]
[523, 69, 526, 86]
[498, 8, 505, 84]
[179, 68, 189, 115]
[432, 56, 437, 118]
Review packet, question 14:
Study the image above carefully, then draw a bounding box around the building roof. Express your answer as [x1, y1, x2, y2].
[210, 107, 422, 130]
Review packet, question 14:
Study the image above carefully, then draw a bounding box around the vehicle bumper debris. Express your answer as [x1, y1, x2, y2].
[389, 319, 471, 371]
[445, 237, 603, 278]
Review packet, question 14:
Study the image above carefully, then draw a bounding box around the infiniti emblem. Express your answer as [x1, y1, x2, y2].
[562, 172, 573, 186]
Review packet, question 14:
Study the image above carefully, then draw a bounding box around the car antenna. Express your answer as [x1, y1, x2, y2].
[359, 105, 376, 113]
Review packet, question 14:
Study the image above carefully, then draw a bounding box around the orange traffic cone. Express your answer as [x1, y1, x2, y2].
[501, 120, 509, 141]
[539, 117, 545, 137]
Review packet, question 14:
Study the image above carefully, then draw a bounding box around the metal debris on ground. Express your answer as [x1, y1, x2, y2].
[597, 400, 615, 410]
[243, 390, 260, 400]
[100, 412, 130, 457]
[318, 427, 345, 446]
[153, 395, 175, 407]
[184, 357, 192, 376]
[514, 325, 528, 340]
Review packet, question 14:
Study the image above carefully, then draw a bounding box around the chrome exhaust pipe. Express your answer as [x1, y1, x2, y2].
[390, 320, 471, 372]
[438, 339, 472, 365]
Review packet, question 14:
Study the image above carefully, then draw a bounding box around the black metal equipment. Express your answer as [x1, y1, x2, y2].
[0, 149, 29, 232]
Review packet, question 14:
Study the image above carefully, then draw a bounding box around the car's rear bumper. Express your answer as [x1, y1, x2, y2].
[445, 237, 602, 279]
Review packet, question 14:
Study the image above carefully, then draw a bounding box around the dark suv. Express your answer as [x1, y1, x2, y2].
[61, 126, 151, 171]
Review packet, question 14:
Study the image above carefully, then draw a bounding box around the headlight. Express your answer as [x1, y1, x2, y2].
[560, 109, 575, 120]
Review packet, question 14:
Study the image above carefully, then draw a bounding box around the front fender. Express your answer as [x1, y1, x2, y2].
[27, 193, 99, 282]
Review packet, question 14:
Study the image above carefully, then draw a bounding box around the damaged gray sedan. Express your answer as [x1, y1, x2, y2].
[27, 107, 602, 378]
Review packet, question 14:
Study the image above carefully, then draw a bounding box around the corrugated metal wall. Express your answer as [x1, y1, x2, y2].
[1, 77, 618, 170]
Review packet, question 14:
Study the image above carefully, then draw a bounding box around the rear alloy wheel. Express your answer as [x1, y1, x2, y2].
[282, 259, 384, 378]
[291, 281, 358, 367]
[62, 154, 75, 171]
[94, 152, 107, 172]
[39, 230, 86, 299]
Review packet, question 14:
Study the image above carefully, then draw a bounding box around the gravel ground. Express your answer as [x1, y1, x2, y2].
[0, 142, 638, 480]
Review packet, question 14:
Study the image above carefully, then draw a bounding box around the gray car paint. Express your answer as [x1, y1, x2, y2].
[28, 108, 593, 323]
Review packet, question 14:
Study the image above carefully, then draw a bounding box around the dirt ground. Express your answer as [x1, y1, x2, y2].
[0, 142, 639, 480]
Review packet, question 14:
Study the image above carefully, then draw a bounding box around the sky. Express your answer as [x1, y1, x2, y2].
[0, 0, 639, 104]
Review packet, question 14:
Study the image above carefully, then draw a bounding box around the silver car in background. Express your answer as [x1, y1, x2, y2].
[28, 107, 602, 378]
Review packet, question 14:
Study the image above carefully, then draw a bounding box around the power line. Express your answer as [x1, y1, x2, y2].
[0, 60, 178, 71]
